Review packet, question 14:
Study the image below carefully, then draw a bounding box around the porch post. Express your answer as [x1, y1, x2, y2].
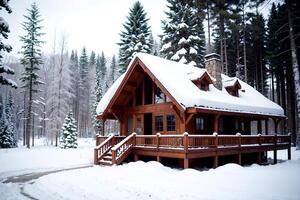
[102, 120, 105, 136]
[273, 118, 278, 134]
[214, 114, 219, 133]
[265, 119, 268, 135]
[257, 119, 262, 134]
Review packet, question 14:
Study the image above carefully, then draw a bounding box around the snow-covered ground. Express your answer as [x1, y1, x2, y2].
[0, 141, 299, 200]
[0, 138, 94, 178]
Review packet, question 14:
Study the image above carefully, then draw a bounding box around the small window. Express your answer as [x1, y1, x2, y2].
[200, 81, 208, 91]
[167, 114, 176, 132]
[155, 86, 165, 104]
[155, 115, 164, 132]
[195, 117, 204, 131]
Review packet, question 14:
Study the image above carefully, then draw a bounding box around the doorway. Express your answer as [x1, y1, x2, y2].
[144, 113, 152, 135]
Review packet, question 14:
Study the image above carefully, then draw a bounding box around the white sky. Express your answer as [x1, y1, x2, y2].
[4, 0, 167, 58]
[4, 0, 272, 59]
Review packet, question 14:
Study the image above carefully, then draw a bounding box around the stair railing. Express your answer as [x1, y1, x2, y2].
[111, 133, 136, 165]
[94, 134, 115, 164]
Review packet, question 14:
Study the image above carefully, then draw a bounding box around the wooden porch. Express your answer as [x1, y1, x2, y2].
[94, 133, 291, 169]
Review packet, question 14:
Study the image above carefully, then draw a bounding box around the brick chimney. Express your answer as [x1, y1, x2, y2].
[204, 53, 222, 90]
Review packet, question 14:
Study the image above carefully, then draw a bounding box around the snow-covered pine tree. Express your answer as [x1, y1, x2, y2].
[69, 50, 80, 126]
[92, 53, 106, 134]
[5, 91, 17, 147]
[78, 47, 89, 137]
[108, 55, 117, 89]
[0, 95, 14, 148]
[19, 2, 44, 148]
[59, 111, 78, 149]
[0, 0, 17, 88]
[160, 0, 205, 67]
[118, 1, 152, 73]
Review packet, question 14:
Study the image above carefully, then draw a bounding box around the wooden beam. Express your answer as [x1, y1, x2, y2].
[171, 104, 184, 123]
[214, 114, 220, 133]
[265, 119, 268, 135]
[185, 113, 194, 125]
[122, 90, 132, 96]
[257, 119, 262, 134]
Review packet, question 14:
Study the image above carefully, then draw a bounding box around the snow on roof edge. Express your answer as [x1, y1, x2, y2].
[97, 53, 284, 118]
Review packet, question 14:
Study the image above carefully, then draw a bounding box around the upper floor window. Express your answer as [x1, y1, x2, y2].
[155, 86, 165, 104]
[167, 114, 176, 132]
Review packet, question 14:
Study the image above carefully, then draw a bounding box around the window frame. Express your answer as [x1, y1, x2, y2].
[155, 115, 164, 133]
[195, 117, 204, 131]
[166, 114, 176, 132]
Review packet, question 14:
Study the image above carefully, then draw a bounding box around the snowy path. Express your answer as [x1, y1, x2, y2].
[1, 165, 92, 200]
[3, 165, 93, 184]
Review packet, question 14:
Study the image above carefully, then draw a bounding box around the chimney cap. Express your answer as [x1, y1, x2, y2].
[204, 53, 220, 61]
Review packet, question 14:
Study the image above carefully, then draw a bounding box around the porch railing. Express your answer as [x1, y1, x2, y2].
[133, 133, 291, 149]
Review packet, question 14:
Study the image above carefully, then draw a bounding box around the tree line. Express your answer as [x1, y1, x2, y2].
[1, 0, 300, 149]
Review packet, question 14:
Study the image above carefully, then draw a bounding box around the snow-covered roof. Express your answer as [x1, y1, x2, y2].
[97, 53, 284, 117]
[223, 77, 240, 88]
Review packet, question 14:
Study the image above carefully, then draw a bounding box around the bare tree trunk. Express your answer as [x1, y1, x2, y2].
[26, 80, 32, 148]
[286, 0, 300, 148]
[236, 32, 240, 78]
[219, 14, 225, 73]
[287, 61, 296, 144]
[32, 111, 34, 147]
[271, 68, 275, 101]
[206, 1, 211, 54]
[23, 92, 26, 146]
[242, 3, 248, 83]
[55, 36, 66, 147]
[224, 33, 228, 75]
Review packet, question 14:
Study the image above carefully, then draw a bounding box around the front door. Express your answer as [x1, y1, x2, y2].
[144, 113, 152, 135]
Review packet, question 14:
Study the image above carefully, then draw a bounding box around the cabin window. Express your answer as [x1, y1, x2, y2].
[226, 88, 239, 97]
[195, 117, 204, 131]
[135, 84, 142, 106]
[155, 86, 165, 104]
[155, 115, 164, 132]
[199, 80, 209, 91]
[144, 75, 153, 104]
[166, 114, 176, 132]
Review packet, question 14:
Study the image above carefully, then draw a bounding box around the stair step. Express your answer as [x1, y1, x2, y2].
[106, 152, 112, 156]
[99, 159, 112, 166]
[103, 156, 112, 161]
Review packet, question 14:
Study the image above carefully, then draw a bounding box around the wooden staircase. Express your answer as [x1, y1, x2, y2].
[94, 133, 136, 166]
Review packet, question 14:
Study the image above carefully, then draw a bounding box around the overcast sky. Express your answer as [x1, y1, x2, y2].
[4, 0, 167, 58]
[4, 0, 272, 59]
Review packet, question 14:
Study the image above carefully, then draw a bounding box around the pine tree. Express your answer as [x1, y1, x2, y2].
[78, 47, 89, 136]
[0, 0, 17, 88]
[5, 92, 17, 147]
[109, 55, 117, 88]
[60, 111, 78, 149]
[19, 2, 44, 148]
[69, 50, 80, 126]
[118, 1, 152, 73]
[160, 0, 205, 67]
[0, 95, 14, 148]
[92, 53, 106, 134]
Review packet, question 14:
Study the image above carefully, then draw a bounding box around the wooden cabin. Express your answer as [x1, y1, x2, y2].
[94, 53, 291, 169]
